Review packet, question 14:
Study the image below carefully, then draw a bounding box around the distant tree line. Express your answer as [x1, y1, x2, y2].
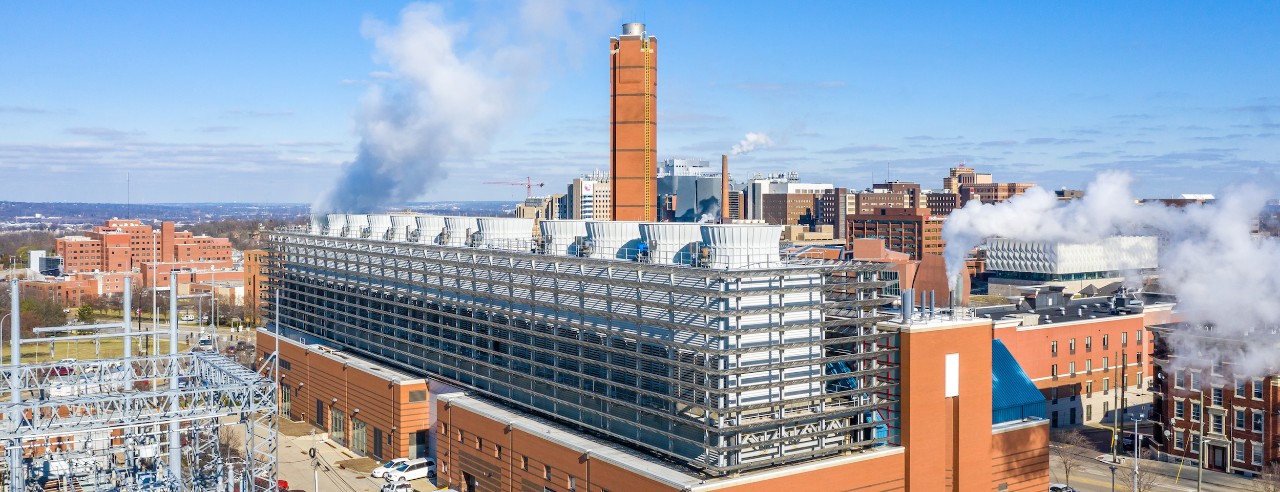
[186, 218, 298, 251]
[0, 231, 58, 268]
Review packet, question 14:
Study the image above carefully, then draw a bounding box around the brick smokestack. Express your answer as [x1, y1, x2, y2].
[721, 154, 729, 222]
[161, 221, 175, 263]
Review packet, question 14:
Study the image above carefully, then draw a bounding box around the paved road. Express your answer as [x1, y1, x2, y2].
[276, 426, 437, 492]
[1050, 441, 1258, 491]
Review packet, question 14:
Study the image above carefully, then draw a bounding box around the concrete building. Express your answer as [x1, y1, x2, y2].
[927, 165, 1035, 215]
[742, 172, 833, 222]
[564, 171, 612, 221]
[263, 212, 1051, 491]
[54, 219, 233, 274]
[656, 158, 729, 222]
[983, 236, 1159, 296]
[1150, 322, 1280, 476]
[847, 208, 945, 261]
[610, 23, 658, 222]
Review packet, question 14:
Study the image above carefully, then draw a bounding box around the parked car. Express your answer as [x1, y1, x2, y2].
[371, 458, 410, 479]
[224, 345, 238, 355]
[380, 480, 413, 492]
[384, 458, 435, 482]
[51, 359, 76, 376]
[1049, 485, 1076, 492]
[181, 314, 195, 322]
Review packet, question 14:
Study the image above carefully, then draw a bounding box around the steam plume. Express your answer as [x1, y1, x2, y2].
[314, 2, 609, 213]
[943, 171, 1280, 377]
[730, 132, 774, 155]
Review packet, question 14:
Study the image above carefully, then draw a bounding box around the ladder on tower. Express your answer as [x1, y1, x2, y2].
[643, 37, 652, 221]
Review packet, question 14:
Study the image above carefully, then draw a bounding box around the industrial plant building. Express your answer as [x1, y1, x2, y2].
[262, 212, 1053, 491]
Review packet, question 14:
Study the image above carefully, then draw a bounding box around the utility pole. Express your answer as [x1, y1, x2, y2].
[1197, 391, 1205, 491]
[1133, 413, 1144, 491]
[310, 429, 319, 492]
[1112, 365, 1121, 463]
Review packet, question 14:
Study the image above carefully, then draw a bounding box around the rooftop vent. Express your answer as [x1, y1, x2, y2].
[639, 223, 703, 265]
[414, 216, 446, 244]
[539, 220, 588, 256]
[325, 214, 347, 237]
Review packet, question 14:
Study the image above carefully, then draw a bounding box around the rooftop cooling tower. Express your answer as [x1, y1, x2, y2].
[639, 223, 703, 265]
[443, 217, 478, 247]
[414, 216, 446, 244]
[344, 214, 370, 239]
[476, 217, 534, 250]
[389, 215, 417, 241]
[325, 214, 347, 237]
[308, 214, 328, 235]
[700, 224, 783, 269]
[585, 221, 642, 260]
[366, 214, 392, 240]
[539, 220, 588, 256]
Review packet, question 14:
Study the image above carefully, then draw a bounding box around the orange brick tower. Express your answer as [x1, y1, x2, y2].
[610, 23, 657, 221]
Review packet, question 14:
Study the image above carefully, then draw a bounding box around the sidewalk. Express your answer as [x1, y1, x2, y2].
[276, 419, 439, 492]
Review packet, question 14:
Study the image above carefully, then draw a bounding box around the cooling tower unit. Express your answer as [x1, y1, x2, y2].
[325, 214, 347, 237]
[639, 223, 703, 265]
[308, 214, 328, 235]
[344, 214, 370, 239]
[585, 221, 642, 260]
[443, 217, 478, 247]
[476, 217, 535, 250]
[539, 220, 589, 256]
[414, 216, 446, 244]
[701, 224, 783, 269]
[366, 214, 392, 241]
[389, 215, 417, 241]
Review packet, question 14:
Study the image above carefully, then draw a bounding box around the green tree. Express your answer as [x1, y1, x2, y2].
[76, 305, 96, 324]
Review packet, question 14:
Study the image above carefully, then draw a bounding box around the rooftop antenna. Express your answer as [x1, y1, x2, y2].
[127, 172, 131, 219]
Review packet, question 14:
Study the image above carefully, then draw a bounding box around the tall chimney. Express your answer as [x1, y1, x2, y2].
[721, 154, 730, 222]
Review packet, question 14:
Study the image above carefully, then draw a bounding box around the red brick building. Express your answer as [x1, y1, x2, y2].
[847, 207, 945, 260]
[55, 219, 233, 274]
[1151, 323, 1280, 476]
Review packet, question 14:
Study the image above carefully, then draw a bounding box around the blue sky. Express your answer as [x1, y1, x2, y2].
[1, 1, 1277, 204]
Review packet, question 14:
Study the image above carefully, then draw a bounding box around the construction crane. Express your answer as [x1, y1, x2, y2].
[483, 177, 545, 198]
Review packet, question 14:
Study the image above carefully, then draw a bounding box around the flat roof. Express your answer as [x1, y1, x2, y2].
[259, 326, 425, 385]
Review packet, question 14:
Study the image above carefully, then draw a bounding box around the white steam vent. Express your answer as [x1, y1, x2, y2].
[414, 216, 446, 244]
[344, 214, 370, 239]
[476, 217, 535, 249]
[309, 214, 328, 235]
[639, 223, 703, 265]
[585, 221, 642, 260]
[389, 215, 417, 241]
[366, 214, 393, 240]
[539, 220, 588, 256]
[700, 224, 783, 269]
[443, 217, 478, 247]
[325, 214, 347, 237]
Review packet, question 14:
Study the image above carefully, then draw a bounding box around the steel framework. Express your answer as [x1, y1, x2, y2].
[268, 226, 898, 476]
[2, 276, 279, 492]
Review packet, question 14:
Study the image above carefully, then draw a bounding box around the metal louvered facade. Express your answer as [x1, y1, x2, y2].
[266, 223, 898, 476]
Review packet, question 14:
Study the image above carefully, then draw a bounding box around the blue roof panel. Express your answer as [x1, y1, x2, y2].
[991, 339, 1047, 424]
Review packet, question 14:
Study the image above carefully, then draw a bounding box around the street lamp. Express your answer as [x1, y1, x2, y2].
[1109, 464, 1117, 492]
[1132, 413, 1146, 490]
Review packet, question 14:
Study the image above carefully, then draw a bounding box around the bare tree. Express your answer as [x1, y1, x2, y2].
[1052, 429, 1092, 487]
[1120, 450, 1163, 492]
[218, 426, 244, 459]
[1256, 463, 1280, 492]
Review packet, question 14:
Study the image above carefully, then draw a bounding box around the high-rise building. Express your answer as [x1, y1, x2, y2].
[564, 171, 611, 220]
[610, 23, 658, 221]
[847, 208, 944, 261]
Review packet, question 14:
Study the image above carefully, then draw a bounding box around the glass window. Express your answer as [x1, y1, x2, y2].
[1052, 364, 1058, 378]
[408, 390, 427, 402]
[1236, 409, 1246, 429]
[1255, 444, 1264, 465]
[1236, 380, 1246, 397]
[1174, 431, 1184, 450]
[1236, 442, 1245, 462]
[1086, 359, 1092, 373]
[1102, 334, 1109, 349]
[1175, 400, 1184, 419]
[1192, 434, 1202, 454]
[1103, 356, 1110, 371]
[1069, 339, 1076, 353]
[1051, 341, 1057, 356]
[544, 464, 552, 480]
[1255, 379, 1265, 399]
[1213, 388, 1223, 406]
[1085, 336, 1092, 351]
[1255, 413, 1264, 433]
[1121, 332, 1128, 345]
[1213, 414, 1224, 434]
[1069, 362, 1076, 376]
[1191, 372, 1200, 390]
[1192, 402, 1201, 422]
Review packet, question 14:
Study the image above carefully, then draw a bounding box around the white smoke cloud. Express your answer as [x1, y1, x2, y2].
[730, 132, 774, 155]
[313, 1, 612, 213]
[943, 171, 1280, 377]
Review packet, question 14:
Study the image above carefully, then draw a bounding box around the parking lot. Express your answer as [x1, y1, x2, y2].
[276, 419, 440, 492]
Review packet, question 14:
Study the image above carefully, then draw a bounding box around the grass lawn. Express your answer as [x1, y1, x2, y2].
[0, 337, 192, 364]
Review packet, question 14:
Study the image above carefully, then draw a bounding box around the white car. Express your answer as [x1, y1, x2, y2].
[384, 458, 435, 482]
[370, 458, 409, 479]
[181, 314, 195, 322]
[380, 480, 413, 492]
